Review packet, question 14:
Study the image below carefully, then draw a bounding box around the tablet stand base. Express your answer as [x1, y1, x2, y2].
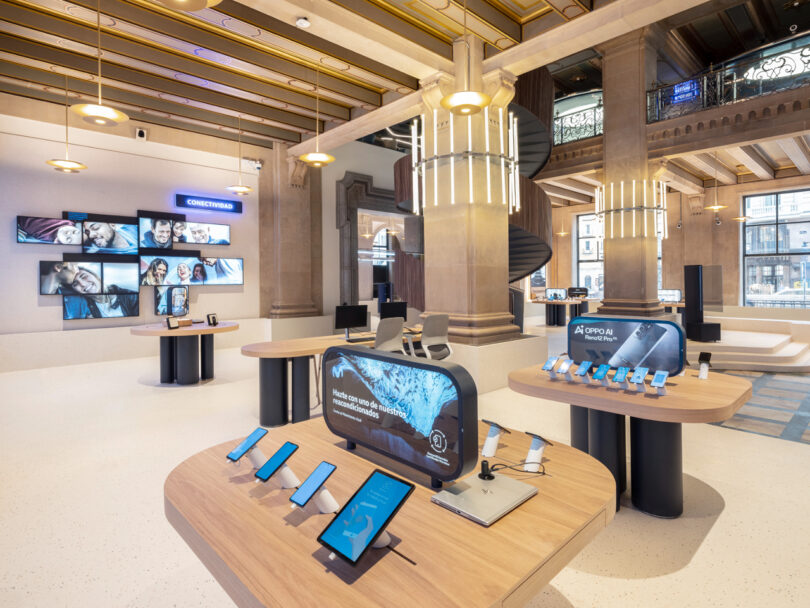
[579, 373, 591, 384]
[633, 380, 647, 393]
[698, 362, 709, 380]
[656, 386, 668, 396]
[481, 425, 502, 458]
[523, 437, 547, 473]
[314, 488, 340, 514]
[278, 464, 300, 489]
[246, 448, 267, 470]
[372, 530, 392, 549]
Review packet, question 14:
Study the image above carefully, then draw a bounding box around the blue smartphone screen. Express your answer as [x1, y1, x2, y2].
[651, 370, 669, 388]
[318, 470, 413, 564]
[630, 367, 649, 384]
[575, 361, 592, 376]
[557, 359, 574, 374]
[613, 367, 630, 383]
[592, 364, 610, 380]
[541, 357, 557, 371]
[290, 462, 337, 507]
[255, 442, 298, 481]
[227, 427, 267, 462]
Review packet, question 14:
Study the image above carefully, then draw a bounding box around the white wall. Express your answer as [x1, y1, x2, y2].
[0, 114, 260, 335]
[320, 141, 405, 314]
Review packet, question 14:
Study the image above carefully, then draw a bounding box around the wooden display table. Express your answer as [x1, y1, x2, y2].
[508, 367, 752, 517]
[164, 418, 616, 608]
[131, 321, 238, 385]
[242, 330, 420, 427]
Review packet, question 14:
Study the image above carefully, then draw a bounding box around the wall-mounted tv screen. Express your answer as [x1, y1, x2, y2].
[40, 261, 140, 295]
[138, 217, 173, 250]
[155, 286, 189, 316]
[140, 256, 243, 286]
[173, 221, 230, 245]
[63, 294, 139, 319]
[546, 288, 567, 301]
[18, 216, 83, 245]
[102, 263, 140, 293]
[82, 221, 139, 255]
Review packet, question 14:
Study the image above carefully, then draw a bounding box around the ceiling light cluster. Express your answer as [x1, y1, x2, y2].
[439, 0, 490, 116]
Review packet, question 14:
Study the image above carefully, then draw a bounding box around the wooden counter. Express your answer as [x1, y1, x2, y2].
[130, 320, 239, 337]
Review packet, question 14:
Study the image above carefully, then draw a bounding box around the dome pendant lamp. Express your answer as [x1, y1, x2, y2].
[70, 0, 128, 127]
[226, 115, 253, 196]
[704, 150, 728, 212]
[440, 0, 490, 115]
[299, 64, 335, 168]
[47, 75, 87, 173]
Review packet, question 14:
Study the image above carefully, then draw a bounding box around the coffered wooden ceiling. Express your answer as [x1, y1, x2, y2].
[0, 0, 600, 147]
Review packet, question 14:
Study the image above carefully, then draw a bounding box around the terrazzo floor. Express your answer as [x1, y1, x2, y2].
[1, 347, 809, 607]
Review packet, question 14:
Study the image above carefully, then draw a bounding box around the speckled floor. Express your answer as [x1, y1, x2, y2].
[1, 347, 809, 607]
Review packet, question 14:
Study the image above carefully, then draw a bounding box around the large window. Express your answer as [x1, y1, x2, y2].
[743, 189, 810, 308]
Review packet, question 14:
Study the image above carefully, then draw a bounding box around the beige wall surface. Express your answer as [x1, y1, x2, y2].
[0, 113, 261, 335]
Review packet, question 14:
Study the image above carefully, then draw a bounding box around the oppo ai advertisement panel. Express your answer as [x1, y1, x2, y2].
[82, 221, 139, 255]
[173, 221, 230, 245]
[140, 256, 243, 286]
[18, 216, 83, 245]
[322, 346, 478, 481]
[568, 317, 686, 375]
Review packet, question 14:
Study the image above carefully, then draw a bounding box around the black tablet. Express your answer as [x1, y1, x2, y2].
[317, 469, 414, 565]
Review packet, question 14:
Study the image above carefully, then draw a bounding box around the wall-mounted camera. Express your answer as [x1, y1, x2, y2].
[135, 127, 148, 141]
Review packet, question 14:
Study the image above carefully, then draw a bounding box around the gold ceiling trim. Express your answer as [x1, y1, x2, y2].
[330, 0, 453, 49]
[485, 0, 553, 24]
[404, 0, 518, 46]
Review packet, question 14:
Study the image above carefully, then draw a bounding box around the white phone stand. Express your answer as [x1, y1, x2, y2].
[314, 487, 340, 514]
[615, 378, 629, 390]
[246, 447, 267, 470]
[547, 367, 559, 380]
[656, 385, 668, 396]
[523, 436, 547, 472]
[579, 372, 591, 385]
[278, 464, 300, 489]
[599, 375, 611, 387]
[631, 378, 647, 393]
[563, 370, 575, 382]
[372, 530, 392, 549]
[698, 362, 709, 380]
[482, 424, 503, 458]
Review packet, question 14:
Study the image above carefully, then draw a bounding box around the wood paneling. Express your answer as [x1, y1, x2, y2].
[392, 236, 425, 311]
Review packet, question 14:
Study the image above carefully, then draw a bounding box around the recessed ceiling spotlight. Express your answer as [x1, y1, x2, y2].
[296, 17, 311, 28]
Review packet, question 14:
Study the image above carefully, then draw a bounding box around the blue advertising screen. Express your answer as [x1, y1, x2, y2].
[317, 470, 413, 564]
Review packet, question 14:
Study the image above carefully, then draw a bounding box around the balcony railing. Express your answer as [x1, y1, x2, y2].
[553, 105, 603, 145]
[647, 34, 810, 123]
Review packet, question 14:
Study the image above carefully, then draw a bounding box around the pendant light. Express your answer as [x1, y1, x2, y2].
[48, 75, 87, 173]
[704, 151, 728, 212]
[555, 220, 569, 237]
[299, 63, 335, 168]
[226, 115, 253, 196]
[440, 0, 491, 115]
[154, 0, 222, 12]
[70, 0, 128, 127]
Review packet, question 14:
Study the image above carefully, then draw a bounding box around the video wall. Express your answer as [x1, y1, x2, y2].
[18, 210, 243, 321]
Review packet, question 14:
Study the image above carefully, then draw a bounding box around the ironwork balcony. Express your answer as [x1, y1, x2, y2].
[553, 105, 603, 145]
[647, 33, 810, 123]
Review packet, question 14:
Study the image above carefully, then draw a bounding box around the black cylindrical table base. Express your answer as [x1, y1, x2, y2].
[260, 358, 288, 427]
[291, 356, 311, 423]
[588, 409, 625, 511]
[570, 405, 590, 452]
[201, 334, 214, 380]
[174, 336, 200, 385]
[630, 418, 683, 517]
[159, 336, 176, 384]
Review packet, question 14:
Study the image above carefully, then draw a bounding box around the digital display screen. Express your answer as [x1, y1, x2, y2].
[140, 256, 243, 286]
[541, 356, 558, 371]
[227, 428, 268, 462]
[173, 221, 230, 245]
[290, 462, 337, 507]
[568, 317, 685, 375]
[568, 287, 588, 298]
[317, 470, 414, 565]
[322, 347, 477, 481]
[82, 221, 139, 255]
[651, 370, 669, 388]
[18, 216, 82, 245]
[155, 286, 189, 316]
[63, 294, 139, 319]
[102, 263, 139, 293]
[255, 442, 298, 482]
[592, 364, 610, 381]
[557, 359, 574, 374]
[575, 361, 592, 376]
[139, 217, 173, 250]
[546, 288, 566, 301]
[658, 289, 682, 303]
[41, 261, 139, 296]
[630, 367, 649, 384]
[613, 367, 630, 383]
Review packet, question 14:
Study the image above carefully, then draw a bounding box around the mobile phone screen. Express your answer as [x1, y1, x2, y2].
[255, 441, 298, 481]
[651, 370, 669, 388]
[541, 357, 558, 371]
[575, 361, 592, 376]
[290, 462, 337, 507]
[630, 367, 649, 384]
[613, 367, 630, 383]
[592, 364, 610, 381]
[227, 427, 268, 462]
[557, 359, 574, 374]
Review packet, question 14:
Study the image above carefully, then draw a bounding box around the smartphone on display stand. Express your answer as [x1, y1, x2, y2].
[557, 359, 574, 375]
[629, 367, 649, 385]
[255, 442, 299, 482]
[613, 367, 630, 384]
[541, 356, 558, 372]
[574, 361, 592, 376]
[226, 428, 268, 462]
[651, 370, 669, 388]
[290, 462, 337, 508]
[592, 364, 611, 382]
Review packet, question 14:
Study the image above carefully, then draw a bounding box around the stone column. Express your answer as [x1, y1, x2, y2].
[597, 29, 665, 317]
[259, 143, 319, 318]
[420, 36, 520, 344]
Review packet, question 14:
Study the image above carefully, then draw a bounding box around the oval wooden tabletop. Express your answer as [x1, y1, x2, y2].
[533, 299, 585, 305]
[130, 321, 239, 337]
[508, 366, 752, 423]
[164, 418, 615, 608]
[241, 333, 376, 358]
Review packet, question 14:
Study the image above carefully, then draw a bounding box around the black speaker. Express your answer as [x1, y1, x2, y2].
[683, 265, 703, 326]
